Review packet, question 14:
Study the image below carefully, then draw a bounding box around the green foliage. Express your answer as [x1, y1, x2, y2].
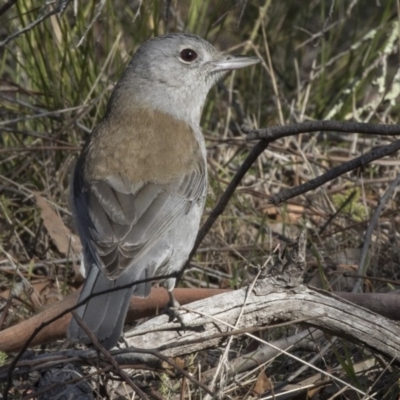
[0, 352, 7, 367]
[332, 188, 367, 222]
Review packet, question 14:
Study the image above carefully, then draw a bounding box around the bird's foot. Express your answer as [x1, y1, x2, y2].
[164, 291, 186, 331]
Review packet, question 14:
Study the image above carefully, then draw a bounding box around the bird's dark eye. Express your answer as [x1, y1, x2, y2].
[179, 48, 198, 63]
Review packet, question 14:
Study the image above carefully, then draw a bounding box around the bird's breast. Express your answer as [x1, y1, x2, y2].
[84, 107, 205, 185]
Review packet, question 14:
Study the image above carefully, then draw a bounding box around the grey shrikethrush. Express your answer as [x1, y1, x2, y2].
[68, 33, 259, 349]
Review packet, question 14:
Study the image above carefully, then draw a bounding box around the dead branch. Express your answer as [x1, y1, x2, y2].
[124, 280, 400, 363]
[242, 120, 400, 141]
[268, 139, 400, 205]
[1, 279, 399, 356]
[114, 282, 400, 399]
[1, 280, 399, 355]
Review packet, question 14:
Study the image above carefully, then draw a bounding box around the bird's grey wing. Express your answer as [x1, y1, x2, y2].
[73, 160, 206, 279]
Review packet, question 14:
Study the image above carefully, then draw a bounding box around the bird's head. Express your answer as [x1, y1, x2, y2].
[110, 33, 260, 125]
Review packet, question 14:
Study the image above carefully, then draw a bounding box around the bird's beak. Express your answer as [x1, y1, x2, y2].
[210, 56, 260, 72]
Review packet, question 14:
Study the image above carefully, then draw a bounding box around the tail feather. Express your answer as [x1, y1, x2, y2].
[132, 263, 157, 297]
[68, 241, 171, 349]
[68, 266, 133, 350]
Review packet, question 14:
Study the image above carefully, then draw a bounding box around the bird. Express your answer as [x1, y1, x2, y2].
[68, 33, 259, 349]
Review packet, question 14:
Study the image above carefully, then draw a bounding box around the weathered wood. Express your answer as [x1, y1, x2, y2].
[125, 280, 400, 360]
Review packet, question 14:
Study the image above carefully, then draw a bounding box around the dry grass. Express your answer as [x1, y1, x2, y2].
[1, 0, 400, 398]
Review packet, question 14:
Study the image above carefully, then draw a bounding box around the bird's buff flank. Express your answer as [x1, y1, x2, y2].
[68, 33, 259, 349]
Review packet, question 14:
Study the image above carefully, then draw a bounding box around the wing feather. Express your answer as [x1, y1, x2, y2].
[73, 159, 206, 278]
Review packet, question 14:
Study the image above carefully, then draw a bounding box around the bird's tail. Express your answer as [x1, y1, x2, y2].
[68, 265, 142, 350]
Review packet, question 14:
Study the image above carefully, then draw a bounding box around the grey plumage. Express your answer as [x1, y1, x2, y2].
[68, 33, 259, 349]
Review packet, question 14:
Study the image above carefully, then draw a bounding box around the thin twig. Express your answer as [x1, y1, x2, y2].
[0, 0, 17, 17]
[353, 171, 400, 292]
[204, 269, 263, 399]
[243, 121, 400, 141]
[71, 311, 149, 399]
[25, 366, 113, 400]
[318, 190, 357, 236]
[76, 0, 106, 47]
[187, 139, 270, 265]
[269, 139, 400, 205]
[0, 0, 71, 48]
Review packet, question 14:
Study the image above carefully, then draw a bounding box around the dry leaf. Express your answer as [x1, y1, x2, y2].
[262, 204, 305, 224]
[252, 371, 272, 396]
[34, 192, 81, 257]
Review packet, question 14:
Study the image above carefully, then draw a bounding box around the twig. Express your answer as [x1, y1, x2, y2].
[343, 273, 400, 287]
[268, 139, 400, 205]
[0, 106, 84, 127]
[353, 171, 400, 292]
[187, 139, 270, 264]
[0, 0, 71, 48]
[0, 0, 17, 16]
[242, 120, 400, 141]
[76, 0, 106, 47]
[318, 190, 357, 236]
[0, 293, 13, 330]
[270, 339, 335, 396]
[25, 366, 113, 400]
[201, 328, 323, 382]
[204, 269, 263, 399]
[71, 311, 149, 399]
